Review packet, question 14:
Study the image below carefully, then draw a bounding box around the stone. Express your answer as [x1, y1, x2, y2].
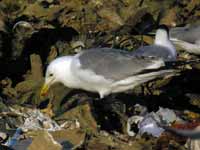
[28, 130, 62, 150]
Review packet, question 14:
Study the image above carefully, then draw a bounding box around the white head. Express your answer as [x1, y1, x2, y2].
[40, 56, 73, 96]
[155, 25, 170, 45]
[155, 25, 177, 59]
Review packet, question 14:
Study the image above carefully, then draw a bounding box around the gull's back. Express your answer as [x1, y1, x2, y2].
[170, 24, 200, 44]
[132, 45, 176, 61]
[77, 48, 165, 81]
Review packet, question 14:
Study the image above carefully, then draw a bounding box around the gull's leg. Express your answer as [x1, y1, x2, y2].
[41, 93, 55, 117]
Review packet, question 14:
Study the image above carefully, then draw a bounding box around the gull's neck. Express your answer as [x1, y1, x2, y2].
[154, 29, 177, 58]
[51, 56, 74, 83]
[55, 56, 80, 88]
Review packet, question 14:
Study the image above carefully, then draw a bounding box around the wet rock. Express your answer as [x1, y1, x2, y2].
[56, 102, 97, 132]
[28, 130, 62, 150]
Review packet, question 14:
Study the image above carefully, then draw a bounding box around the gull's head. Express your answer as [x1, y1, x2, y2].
[40, 56, 72, 97]
[154, 25, 177, 59]
[155, 25, 170, 45]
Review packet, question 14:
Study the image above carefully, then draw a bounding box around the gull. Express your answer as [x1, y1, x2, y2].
[40, 48, 176, 99]
[169, 23, 200, 55]
[133, 25, 177, 62]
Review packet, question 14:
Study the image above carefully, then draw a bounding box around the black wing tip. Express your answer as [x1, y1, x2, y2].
[157, 24, 169, 33]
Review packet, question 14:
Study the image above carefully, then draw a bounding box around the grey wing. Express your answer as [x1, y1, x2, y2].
[170, 25, 200, 44]
[78, 48, 164, 81]
[133, 45, 174, 61]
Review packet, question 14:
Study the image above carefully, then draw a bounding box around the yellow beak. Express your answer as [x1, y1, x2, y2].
[40, 83, 49, 97]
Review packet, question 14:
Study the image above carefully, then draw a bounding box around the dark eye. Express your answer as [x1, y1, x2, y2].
[49, 73, 53, 77]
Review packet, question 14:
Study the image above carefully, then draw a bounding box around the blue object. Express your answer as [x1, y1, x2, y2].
[6, 128, 22, 148]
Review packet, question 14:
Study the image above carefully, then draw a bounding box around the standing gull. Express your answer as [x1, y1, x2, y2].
[133, 25, 177, 61]
[40, 48, 176, 98]
[169, 23, 200, 55]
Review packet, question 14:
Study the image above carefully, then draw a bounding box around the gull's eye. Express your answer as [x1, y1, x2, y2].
[49, 73, 53, 77]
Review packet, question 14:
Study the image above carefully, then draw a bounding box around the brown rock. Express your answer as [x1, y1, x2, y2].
[0, 13, 6, 32]
[51, 129, 85, 147]
[30, 54, 43, 81]
[56, 102, 97, 132]
[28, 130, 62, 150]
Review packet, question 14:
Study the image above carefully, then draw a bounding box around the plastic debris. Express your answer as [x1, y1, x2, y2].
[133, 104, 148, 116]
[127, 116, 143, 136]
[60, 119, 80, 130]
[21, 109, 61, 131]
[156, 107, 177, 124]
[127, 107, 179, 137]
[138, 113, 165, 137]
[5, 128, 22, 148]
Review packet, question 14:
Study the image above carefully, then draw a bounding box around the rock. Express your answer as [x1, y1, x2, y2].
[56, 102, 97, 132]
[28, 130, 62, 150]
[29, 54, 43, 81]
[86, 132, 156, 150]
[0, 13, 6, 32]
[160, 8, 177, 26]
[97, 7, 124, 29]
[186, 93, 200, 108]
[51, 129, 85, 148]
[0, 131, 7, 143]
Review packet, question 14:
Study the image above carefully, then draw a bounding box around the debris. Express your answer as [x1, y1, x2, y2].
[127, 115, 143, 136]
[186, 126, 200, 150]
[5, 128, 22, 148]
[156, 107, 177, 124]
[21, 109, 61, 131]
[138, 112, 165, 137]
